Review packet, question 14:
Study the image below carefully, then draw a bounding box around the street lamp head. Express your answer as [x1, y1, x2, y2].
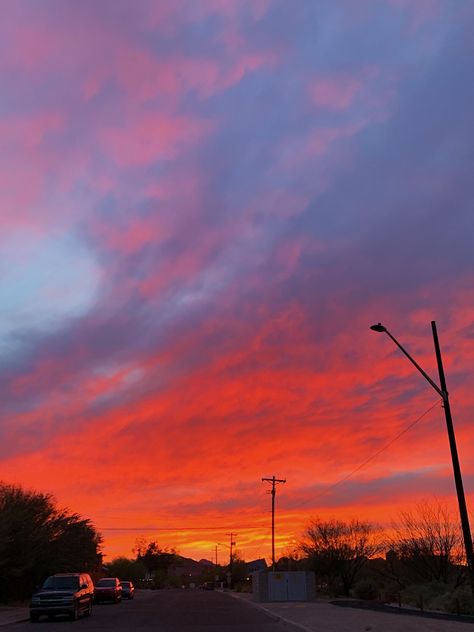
[370, 323, 386, 333]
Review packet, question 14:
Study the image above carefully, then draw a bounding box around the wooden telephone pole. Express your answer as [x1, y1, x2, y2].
[262, 475, 286, 570]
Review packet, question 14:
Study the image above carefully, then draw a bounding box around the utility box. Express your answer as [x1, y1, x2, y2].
[252, 571, 315, 602]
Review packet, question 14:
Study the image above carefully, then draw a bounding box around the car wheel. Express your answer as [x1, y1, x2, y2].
[30, 612, 40, 623]
[85, 598, 93, 617]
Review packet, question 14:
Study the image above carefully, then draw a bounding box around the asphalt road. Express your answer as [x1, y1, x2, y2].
[8, 589, 287, 631]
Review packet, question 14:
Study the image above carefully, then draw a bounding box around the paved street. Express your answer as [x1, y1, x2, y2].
[3, 590, 286, 631]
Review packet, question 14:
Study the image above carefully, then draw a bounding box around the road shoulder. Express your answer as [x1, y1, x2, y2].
[0, 607, 29, 627]
[226, 591, 474, 632]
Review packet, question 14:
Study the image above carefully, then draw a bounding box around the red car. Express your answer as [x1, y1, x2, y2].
[94, 578, 122, 603]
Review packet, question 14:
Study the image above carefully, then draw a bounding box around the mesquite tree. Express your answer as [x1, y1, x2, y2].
[299, 517, 381, 595]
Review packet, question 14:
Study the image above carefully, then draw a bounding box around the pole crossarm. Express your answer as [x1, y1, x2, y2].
[261, 477, 287, 485]
[262, 476, 286, 571]
[224, 533, 237, 588]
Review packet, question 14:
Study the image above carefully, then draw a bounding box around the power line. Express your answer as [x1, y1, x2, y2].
[290, 399, 441, 511]
[99, 524, 267, 532]
[100, 402, 441, 539]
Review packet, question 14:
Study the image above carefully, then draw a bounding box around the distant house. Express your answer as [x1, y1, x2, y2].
[168, 556, 214, 585]
[246, 558, 267, 574]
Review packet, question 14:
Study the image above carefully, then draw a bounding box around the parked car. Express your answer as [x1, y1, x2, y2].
[29, 573, 94, 622]
[94, 577, 122, 603]
[120, 580, 135, 599]
[201, 581, 215, 590]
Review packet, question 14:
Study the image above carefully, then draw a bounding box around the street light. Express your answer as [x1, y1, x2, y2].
[371, 321, 474, 596]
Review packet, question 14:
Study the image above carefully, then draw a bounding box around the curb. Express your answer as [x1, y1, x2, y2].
[0, 614, 29, 627]
[225, 592, 314, 632]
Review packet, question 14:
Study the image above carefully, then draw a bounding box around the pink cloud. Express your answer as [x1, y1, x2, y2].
[310, 66, 386, 113]
[0, 0, 472, 566]
[0, 112, 66, 227]
[187, 0, 271, 22]
[2, 274, 474, 562]
[0, 112, 63, 150]
[276, 120, 366, 181]
[2, 7, 276, 106]
[311, 76, 363, 110]
[245, 189, 311, 220]
[388, 0, 442, 32]
[99, 113, 213, 167]
[306, 122, 366, 156]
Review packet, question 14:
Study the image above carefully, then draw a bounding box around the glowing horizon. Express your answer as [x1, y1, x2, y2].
[1, 0, 474, 565]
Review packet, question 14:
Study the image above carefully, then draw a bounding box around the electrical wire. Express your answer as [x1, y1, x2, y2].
[100, 524, 268, 532]
[100, 401, 441, 533]
[289, 399, 441, 510]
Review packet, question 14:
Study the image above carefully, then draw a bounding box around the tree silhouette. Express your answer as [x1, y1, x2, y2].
[299, 517, 381, 596]
[0, 483, 102, 602]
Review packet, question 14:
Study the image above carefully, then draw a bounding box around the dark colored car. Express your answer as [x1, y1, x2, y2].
[120, 580, 135, 599]
[29, 573, 94, 622]
[94, 577, 122, 603]
[202, 581, 215, 590]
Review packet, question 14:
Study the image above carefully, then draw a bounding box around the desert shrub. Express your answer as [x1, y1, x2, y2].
[378, 581, 403, 604]
[401, 582, 453, 610]
[431, 587, 474, 615]
[353, 579, 379, 600]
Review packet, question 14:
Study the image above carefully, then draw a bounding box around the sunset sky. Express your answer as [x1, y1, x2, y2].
[1, 0, 474, 564]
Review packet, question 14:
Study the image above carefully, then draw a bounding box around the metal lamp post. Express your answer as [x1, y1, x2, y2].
[370, 321, 474, 595]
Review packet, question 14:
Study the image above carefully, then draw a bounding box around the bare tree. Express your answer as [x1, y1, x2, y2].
[298, 518, 381, 596]
[389, 502, 464, 586]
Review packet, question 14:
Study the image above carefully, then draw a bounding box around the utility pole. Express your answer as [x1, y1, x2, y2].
[225, 532, 236, 587]
[262, 475, 286, 571]
[214, 545, 218, 567]
[431, 321, 474, 596]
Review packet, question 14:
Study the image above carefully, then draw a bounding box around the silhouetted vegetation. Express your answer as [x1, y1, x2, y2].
[228, 553, 249, 589]
[104, 556, 146, 584]
[293, 503, 474, 614]
[2, 481, 472, 617]
[298, 517, 382, 596]
[0, 483, 102, 603]
[133, 538, 177, 588]
[386, 502, 464, 586]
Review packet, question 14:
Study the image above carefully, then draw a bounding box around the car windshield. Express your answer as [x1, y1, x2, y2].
[96, 579, 116, 587]
[43, 576, 79, 590]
